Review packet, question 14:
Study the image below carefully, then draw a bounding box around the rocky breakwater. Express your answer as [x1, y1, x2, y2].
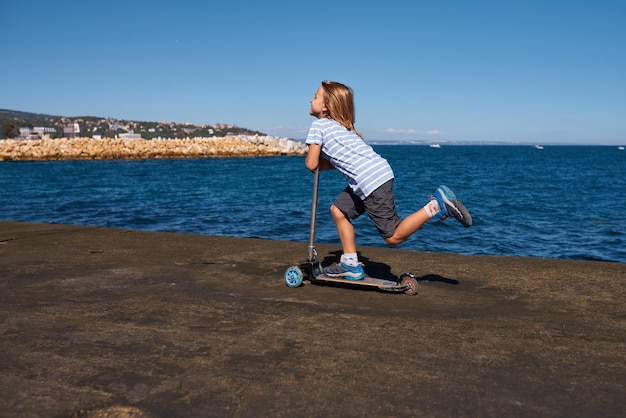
[0, 135, 307, 161]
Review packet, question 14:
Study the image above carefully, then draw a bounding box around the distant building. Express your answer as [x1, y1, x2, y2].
[17, 126, 56, 140]
[109, 123, 125, 131]
[64, 123, 80, 138]
[213, 123, 236, 130]
[33, 127, 56, 139]
[118, 133, 142, 139]
[19, 128, 33, 139]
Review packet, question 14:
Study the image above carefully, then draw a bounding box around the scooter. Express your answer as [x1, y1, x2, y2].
[284, 169, 419, 295]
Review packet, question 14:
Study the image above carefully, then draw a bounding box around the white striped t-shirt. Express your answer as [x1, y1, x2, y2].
[306, 118, 394, 199]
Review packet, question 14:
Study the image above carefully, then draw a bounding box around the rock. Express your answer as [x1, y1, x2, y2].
[0, 136, 307, 161]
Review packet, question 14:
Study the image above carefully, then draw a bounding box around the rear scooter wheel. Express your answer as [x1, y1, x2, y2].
[285, 266, 304, 288]
[400, 274, 419, 296]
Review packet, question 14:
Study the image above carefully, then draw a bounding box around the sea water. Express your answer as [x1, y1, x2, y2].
[1, 145, 625, 263]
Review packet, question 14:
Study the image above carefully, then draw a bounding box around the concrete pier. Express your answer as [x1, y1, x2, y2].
[1, 221, 624, 417]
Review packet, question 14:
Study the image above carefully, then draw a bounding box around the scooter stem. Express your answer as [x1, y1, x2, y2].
[307, 168, 320, 261]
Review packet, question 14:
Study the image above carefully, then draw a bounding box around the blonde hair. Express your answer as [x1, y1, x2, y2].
[320, 81, 363, 138]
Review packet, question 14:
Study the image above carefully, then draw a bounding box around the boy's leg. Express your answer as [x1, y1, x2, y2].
[382, 185, 472, 246]
[383, 208, 430, 246]
[326, 204, 365, 280]
[330, 204, 357, 254]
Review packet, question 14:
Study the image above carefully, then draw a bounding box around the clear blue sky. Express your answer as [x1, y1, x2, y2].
[2, 1, 625, 144]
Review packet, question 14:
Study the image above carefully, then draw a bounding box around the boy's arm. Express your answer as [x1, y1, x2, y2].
[305, 144, 334, 172]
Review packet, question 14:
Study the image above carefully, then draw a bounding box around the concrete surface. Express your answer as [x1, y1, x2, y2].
[0, 221, 624, 417]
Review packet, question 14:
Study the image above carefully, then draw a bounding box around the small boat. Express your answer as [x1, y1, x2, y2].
[429, 143, 441, 148]
[618, 146, 625, 151]
[534, 144, 544, 150]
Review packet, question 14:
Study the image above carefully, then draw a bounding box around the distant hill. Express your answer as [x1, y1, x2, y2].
[0, 109, 265, 140]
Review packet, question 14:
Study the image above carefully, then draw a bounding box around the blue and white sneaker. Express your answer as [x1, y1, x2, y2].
[433, 185, 472, 228]
[324, 262, 365, 280]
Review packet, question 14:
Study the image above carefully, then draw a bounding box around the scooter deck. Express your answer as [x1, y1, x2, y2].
[314, 274, 404, 290]
[285, 263, 418, 295]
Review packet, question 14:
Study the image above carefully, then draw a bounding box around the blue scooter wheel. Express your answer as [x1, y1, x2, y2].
[285, 266, 304, 288]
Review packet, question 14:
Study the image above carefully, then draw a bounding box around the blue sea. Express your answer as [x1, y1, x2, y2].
[1, 145, 625, 263]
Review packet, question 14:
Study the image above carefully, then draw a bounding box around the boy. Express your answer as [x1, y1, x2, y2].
[305, 81, 471, 280]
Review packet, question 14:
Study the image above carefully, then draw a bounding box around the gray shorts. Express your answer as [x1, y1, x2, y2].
[333, 179, 401, 239]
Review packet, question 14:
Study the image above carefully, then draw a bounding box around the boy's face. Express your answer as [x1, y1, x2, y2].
[309, 86, 327, 118]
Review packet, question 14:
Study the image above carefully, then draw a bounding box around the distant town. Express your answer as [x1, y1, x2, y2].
[0, 109, 265, 141]
[0, 109, 309, 160]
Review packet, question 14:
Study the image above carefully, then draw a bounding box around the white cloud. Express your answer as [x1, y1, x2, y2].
[384, 128, 443, 136]
[385, 128, 418, 134]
